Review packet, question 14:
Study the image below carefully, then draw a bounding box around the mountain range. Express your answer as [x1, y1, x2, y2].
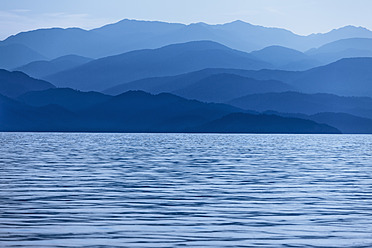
[43, 41, 272, 91]
[15, 55, 93, 79]
[0, 69, 55, 98]
[0, 89, 340, 133]
[228, 91, 372, 119]
[1, 19, 372, 133]
[2, 19, 372, 68]
[99, 55, 372, 98]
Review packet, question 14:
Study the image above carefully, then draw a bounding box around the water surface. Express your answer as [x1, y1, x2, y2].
[1, 133, 372, 247]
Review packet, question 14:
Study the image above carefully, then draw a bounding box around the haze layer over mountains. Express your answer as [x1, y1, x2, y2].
[1, 19, 372, 133]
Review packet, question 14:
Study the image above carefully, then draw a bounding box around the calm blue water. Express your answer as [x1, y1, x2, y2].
[1, 133, 372, 247]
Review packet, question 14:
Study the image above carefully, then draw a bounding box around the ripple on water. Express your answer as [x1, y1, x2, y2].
[1, 133, 372, 247]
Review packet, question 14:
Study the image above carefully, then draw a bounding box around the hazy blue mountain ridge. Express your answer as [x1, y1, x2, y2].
[172, 73, 293, 103]
[15, 55, 93, 79]
[2, 19, 372, 66]
[0, 69, 55, 98]
[228, 91, 372, 119]
[0, 44, 46, 69]
[264, 110, 372, 134]
[0, 89, 341, 133]
[44, 41, 273, 91]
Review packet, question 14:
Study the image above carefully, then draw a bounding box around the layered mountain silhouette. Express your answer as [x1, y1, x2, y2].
[0, 89, 340, 133]
[2, 19, 372, 67]
[15, 55, 93, 79]
[45, 41, 272, 91]
[0, 93, 77, 131]
[104, 69, 294, 101]
[306, 38, 372, 64]
[264, 111, 372, 134]
[228, 91, 372, 119]
[1, 27, 105, 59]
[1, 19, 372, 134]
[191, 112, 340, 134]
[172, 73, 292, 103]
[309, 112, 372, 134]
[104, 68, 297, 96]
[18, 88, 110, 111]
[292, 58, 372, 97]
[0, 44, 46, 70]
[250, 46, 321, 70]
[0, 69, 55, 98]
[104, 57, 372, 98]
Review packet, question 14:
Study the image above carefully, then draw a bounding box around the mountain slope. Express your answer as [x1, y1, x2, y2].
[310, 112, 372, 134]
[0, 90, 341, 133]
[228, 91, 372, 119]
[104, 57, 372, 99]
[104, 68, 299, 96]
[45, 41, 272, 91]
[18, 88, 111, 111]
[0, 93, 77, 131]
[15, 55, 93, 79]
[0, 44, 46, 70]
[3, 19, 372, 60]
[79, 90, 242, 132]
[250, 46, 320, 70]
[0, 69, 55, 98]
[264, 110, 372, 134]
[172, 73, 293, 103]
[307, 38, 372, 64]
[292, 58, 372, 97]
[1, 27, 106, 59]
[190, 112, 340, 134]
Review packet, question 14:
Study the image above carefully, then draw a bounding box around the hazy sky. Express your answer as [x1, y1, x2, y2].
[1, 0, 372, 40]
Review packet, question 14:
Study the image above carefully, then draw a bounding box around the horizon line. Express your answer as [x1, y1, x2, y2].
[2, 18, 371, 41]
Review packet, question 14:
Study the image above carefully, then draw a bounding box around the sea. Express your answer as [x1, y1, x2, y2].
[1, 133, 372, 247]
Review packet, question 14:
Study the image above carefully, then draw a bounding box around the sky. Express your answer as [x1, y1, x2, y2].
[1, 0, 372, 40]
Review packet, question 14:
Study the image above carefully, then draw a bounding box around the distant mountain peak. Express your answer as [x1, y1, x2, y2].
[159, 40, 230, 51]
[336, 25, 371, 31]
[309, 25, 372, 36]
[188, 22, 209, 27]
[221, 20, 254, 26]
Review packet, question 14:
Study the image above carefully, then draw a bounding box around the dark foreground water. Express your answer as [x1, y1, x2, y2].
[1, 133, 372, 247]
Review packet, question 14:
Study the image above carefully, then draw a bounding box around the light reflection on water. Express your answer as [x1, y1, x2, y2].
[1, 133, 372, 247]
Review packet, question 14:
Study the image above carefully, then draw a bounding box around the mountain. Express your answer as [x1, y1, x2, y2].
[91, 19, 190, 54]
[306, 26, 372, 49]
[190, 112, 340, 134]
[307, 38, 372, 64]
[292, 58, 372, 97]
[211, 20, 303, 51]
[2, 19, 372, 60]
[0, 93, 77, 131]
[309, 112, 372, 134]
[0, 69, 55, 98]
[0, 90, 341, 133]
[172, 73, 293, 103]
[0, 19, 298, 58]
[228, 91, 372, 119]
[105, 57, 372, 99]
[79, 90, 242, 132]
[0, 27, 107, 59]
[308, 38, 372, 54]
[91, 19, 184, 39]
[0, 44, 46, 70]
[250, 46, 320, 70]
[15, 55, 93, 79]
[18, 88, 111, 111]
[103, 68, 299, 96]
[45, 41, 272, 91]
[264, 110, 372, 134]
